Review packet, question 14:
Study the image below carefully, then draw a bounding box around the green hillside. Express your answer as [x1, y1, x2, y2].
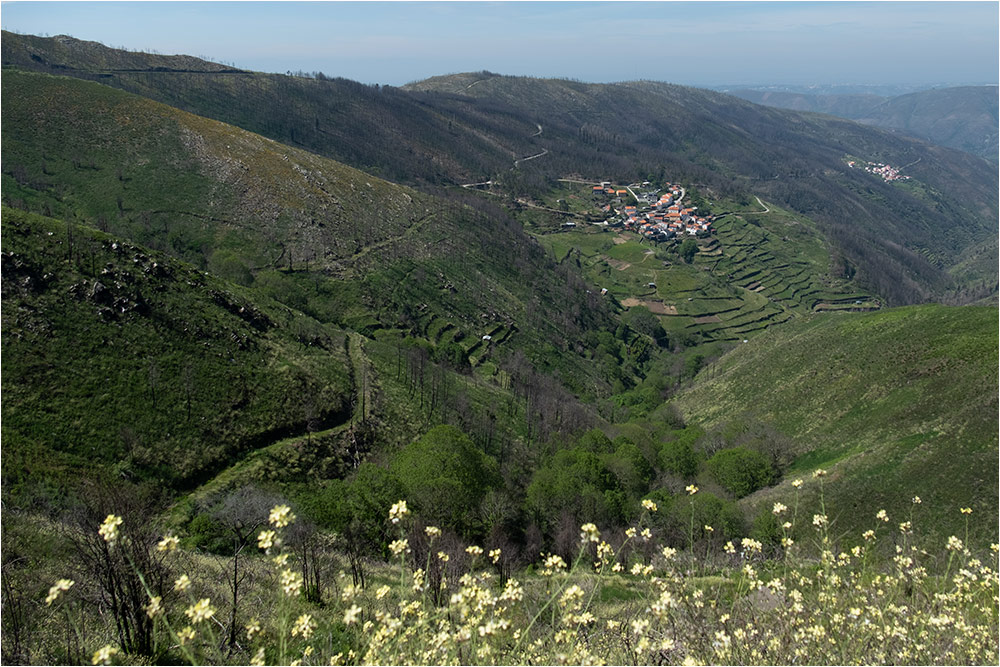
[1, 69, 641, 401]
[526, 182, 873, 350]
[669, 305, 999, 548]
[1, 206, 353, 498]
[3, 33, 996, 306]
[1, 39, 997, 666]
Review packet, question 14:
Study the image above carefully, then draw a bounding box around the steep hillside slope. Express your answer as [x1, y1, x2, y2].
[668, 305, 999, 548]
[418, 74, 996, 304]
[1, 69, 634, 401]
[3, 34, 996, 307]
[2, 206, 353, 499]
[1, 31, 535, 185]
[0, 32, 243, 73]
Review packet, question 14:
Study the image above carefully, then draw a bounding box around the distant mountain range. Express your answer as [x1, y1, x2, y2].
[728, 86, 999, 162]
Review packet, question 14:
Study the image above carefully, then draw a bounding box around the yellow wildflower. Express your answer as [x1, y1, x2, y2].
[98, 515, 123, 543]
[268, 505, 295, 528]
[257, 529, 277, 551]
[184, 598, 215, 624]
[174, 574, 191, 592]
[156, 534, 179, 552]
[91, 644, 119, 665]
[280, 568, 304, 596]
[686, 484, 699, 495]
[389, 500, 409, 524]
[642, 499, 658, 512]
[145, 595, 162, 618]
[45, 578, 74, 605]
[291, 613, 315, 639]
[344, 604, 362, 625]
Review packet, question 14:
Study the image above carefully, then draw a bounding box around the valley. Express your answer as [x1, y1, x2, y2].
[0, 31, 996, 667]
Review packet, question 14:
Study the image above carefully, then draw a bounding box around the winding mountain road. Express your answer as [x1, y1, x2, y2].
[514, 124, 547, 166]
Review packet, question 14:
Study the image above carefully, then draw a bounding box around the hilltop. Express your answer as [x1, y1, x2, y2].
[3, 33, 997, 306]
[0, 31, 243, 73]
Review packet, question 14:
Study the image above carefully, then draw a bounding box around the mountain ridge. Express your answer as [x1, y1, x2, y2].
[4, 34, 995, 308]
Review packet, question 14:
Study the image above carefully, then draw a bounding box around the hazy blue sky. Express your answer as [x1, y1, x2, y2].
[2, 2, 997, 86]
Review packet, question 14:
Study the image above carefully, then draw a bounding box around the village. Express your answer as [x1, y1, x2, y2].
[582, 180, 714, 241]
[846, 159, 911, 182]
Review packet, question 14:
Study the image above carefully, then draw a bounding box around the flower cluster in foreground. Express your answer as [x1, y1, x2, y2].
[45, 488, 1000, 666]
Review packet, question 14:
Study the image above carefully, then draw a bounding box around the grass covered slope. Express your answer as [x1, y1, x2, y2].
[670, 305, 998, 546]
[2, 68, 635, 398]
[1, 69, 426, 273]
[2, 207, 354, 498]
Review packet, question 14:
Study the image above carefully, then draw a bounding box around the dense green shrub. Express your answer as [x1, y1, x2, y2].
[390, 425, 499, 535]
[526, 447, 625, 529]
[705, 446, 776, 498]
[663, 490, 745, 542]
[659, 426, 704, 479]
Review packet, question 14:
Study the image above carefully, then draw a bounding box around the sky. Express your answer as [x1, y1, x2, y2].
[2, 1, 997, 87]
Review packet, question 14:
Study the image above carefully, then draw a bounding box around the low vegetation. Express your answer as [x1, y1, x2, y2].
[6, 480, 996, 665]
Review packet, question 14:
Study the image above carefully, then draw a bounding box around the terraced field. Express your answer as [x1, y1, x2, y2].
[533, 187, 876, 346]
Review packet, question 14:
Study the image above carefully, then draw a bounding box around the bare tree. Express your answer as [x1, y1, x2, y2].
[209, 486, 283, 653]
[70, 484, 171, 658]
